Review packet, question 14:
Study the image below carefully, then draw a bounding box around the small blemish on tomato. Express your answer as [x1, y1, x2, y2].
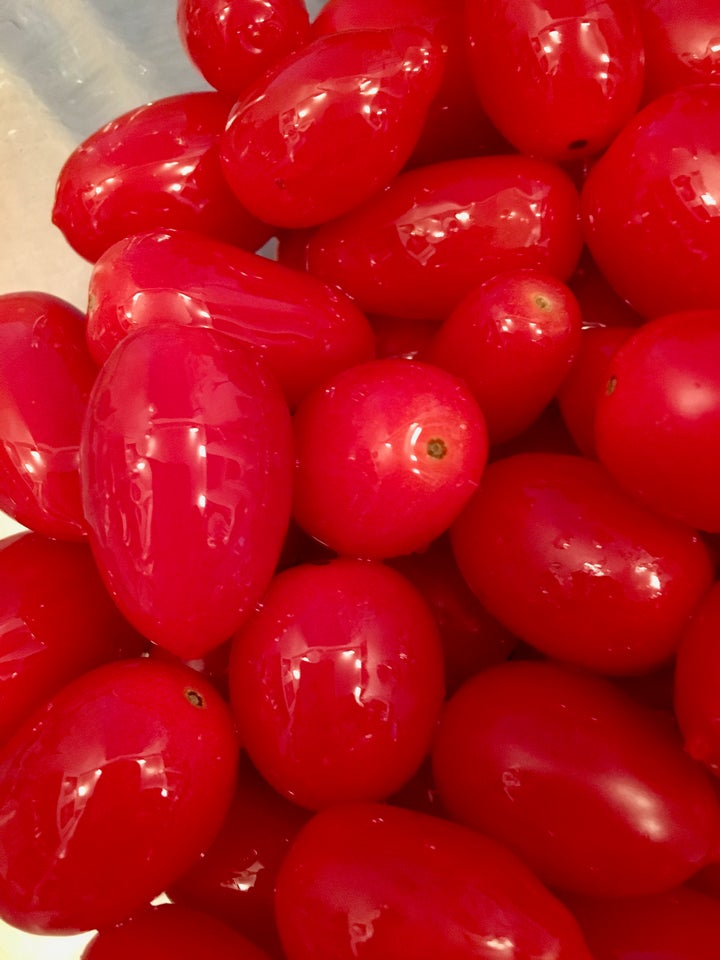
[185, 688, 205, 709]
[427, 437, 448, 459]
[606, 374, 618, 395]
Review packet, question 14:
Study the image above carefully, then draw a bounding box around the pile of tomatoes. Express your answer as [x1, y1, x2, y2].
[1, 0, 720, 956]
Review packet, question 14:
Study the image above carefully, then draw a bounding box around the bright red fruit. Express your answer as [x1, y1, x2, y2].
[581, 85, 720, 318]
[432, 660, 720, 896]
[275, 802, 594, 959]
[82, 903, 273, 959]
[451, 453, 714, 675]
[0, 533, 142, 744]
[0, 658, 239, 934]
[229, 559, 445, 809]
[81, 325, 293, 659]
[220, 28, 444, 227]
[0, 291, 97, 540]
[305, 155, 583, 320]
[177, 0, 310, 97]
[52, 93, 271, 262]
[464, 0, 645, 161]
[85, 229, 375, 408]
[292, 358, 488, 559]
[595, 309, 720, 532]
[638, 0, 720, 101]
[426, 268, 583, 444]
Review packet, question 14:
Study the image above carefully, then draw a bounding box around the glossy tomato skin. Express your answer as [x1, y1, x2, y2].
[220, 29, 444, 228]
[228, 559, 445, 809]
[86, 230, 375, 409]
[595, 309, 720, 532]
[52, 93, 271, 262]
[465, 0, 645, 162]
[563, 886, 720, 960]
[81, 325, 293, 659]
[581, 85, 720, 318]
[432, 660, 720, 896]
[0, 658, 239, 934]
[177, 0, 310, 98]
[639, 0, 720, 100]
[305, 155, 583, 320]
[426, 268, 583, 444]
[0, 292, 97, 540]
[0, 533, 143, 744]
[82, 903, 273, 960]
[168, 754, 310, 957]
[275, 802, 593, 960]
[292, 359, 488, 559]
[451, 453, 714, 675]
[311, 0, 506, 167]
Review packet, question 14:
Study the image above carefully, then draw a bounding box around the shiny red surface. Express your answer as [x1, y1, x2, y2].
[52, 93, 271, 262]
[305, 155, 583, 320]
[432, 660, 720, 896]
[81, 325, 293, 659]
[639, 0, 720, 100]
[229, 559, 445, 809]
[0, 533, 142, 744]
[86, 229, 375, 409]
[451, 453, 714, 675]
[0, 658, 239, 934]
[595, 309, 720, 533]
[220, 28, 444, 227]
[292, 358, 488, 559]
[426, 268, 583, 444]
[177, 0, 310, 97]
[581, 84, 720, 318]
[465, 0, 645, 161]
[275, 802, 593, 959]
[0, 292, 97, 540]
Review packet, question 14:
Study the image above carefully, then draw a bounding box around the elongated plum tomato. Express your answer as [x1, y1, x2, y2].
[220, 28, 444, 228]
[229, 559, 445, 809]
[81, 325, 293, 659]
[638, 0, 720, 101]
[305, 154, 583, 320]
[0, 533, 142, 743]
[52, 93, 271, 263]
[595, 309, 720, 532]
[432, 660, 720, 896]
[451, 452, 714, 675]
[85, 229, 375, 409]
[292, 358, 488, 559]
[177, 0, 310, 98]
[464, 0, 645, 161]
[581, 85, 720, 318]
[82, 903, 273, 960]
[0, 291, 97, 540]
[0, 658, 239, 934]
[274, 802, 593, 960]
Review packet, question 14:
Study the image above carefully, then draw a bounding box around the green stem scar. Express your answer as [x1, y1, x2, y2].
[427, 437, 448, 460]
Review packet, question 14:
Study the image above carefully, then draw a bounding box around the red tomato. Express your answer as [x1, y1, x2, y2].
[220, 29, 444, 227]
[0, 292, 97, 540]
[82, 903, 272, 959]
[274, 802, 594, 960]
[369, 313, 439, 361]
[638, 0, 720, 101]
[85, 229, 375, 409]
[228, 559, 445, 809]
[595, 309, 720, 532]
[0, 658, 239, 934]
[305, 155, 583, 320]
[425, 268, 583, 444]
[292, 358, 488, 559]
[451, 453, 714, 675]
[464, 0, 645, 162]
[567, 249, 643, 330]
[81, 325, 293, 659]
[432, 660, 720, 896]
[177, 0, 310, 97]
[168, 754, 309, 957]
[52, 93, 271, 262]
[581, 85, 720, 318]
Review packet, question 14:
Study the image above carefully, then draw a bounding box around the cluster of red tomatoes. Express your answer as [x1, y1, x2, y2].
[1, 0, 720, 956]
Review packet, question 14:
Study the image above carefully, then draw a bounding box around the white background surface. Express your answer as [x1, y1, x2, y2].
[0, 0, 324, 956]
